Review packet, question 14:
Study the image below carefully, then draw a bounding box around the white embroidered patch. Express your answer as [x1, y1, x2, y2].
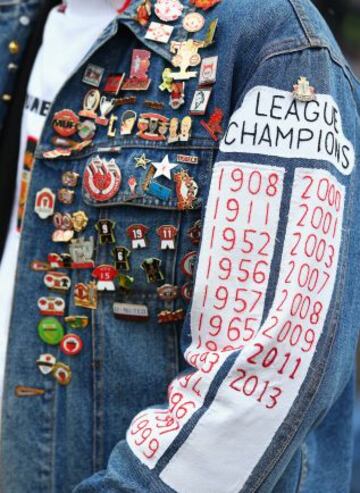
[186, 162, 285, 357]
[160, 167, 345, 493]
[220, 86, 355, 175]
[127, 162, 285, 468]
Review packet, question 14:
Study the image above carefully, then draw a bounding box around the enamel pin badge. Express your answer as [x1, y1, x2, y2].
[154, 0, 184, 22]
[137, 113, 169, 141]
[199, 56, 218, 86]
[113, 302, 149, 321]
[82, 64, 104, 87]
[37, 296, 65, 316]
[141, 258, 164, 283]
[170, 40, 204, 80]
[52, 109, 79, 137]
[182, 12, 205, 32]
[34, 188, 55, 219]
[145, 22, 174, 43]
[122, 49, 152, 91]
[190, 87, 212, 115]
[74, 281, 97, 309]
[293, 76, 316, 101]
[92, 264, 118, 291]
[44, 271, 71, 292]
[120, 110, 137, 135]
[157, 225, 178, 250]
[190, 0, 221, 10]
[62, 171, 79, 187]
[200, 107, 224, 141]
[69, 237, 95, 269]
[135, 0, 152, 26]
[79, 89, 101, 119]
[103, 73, 125, 95]
[152, 155, 177, 179]
[95, 219, 116, 245]
[83, 155, 121, 202]
[174, 169, 199, 209]
[95, 96, 116, 126]
[112, 246, 131, 271]
[127, 224, 149, 249]
[52, 212, 74, 243]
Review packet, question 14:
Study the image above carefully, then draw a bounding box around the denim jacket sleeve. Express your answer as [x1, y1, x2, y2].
[74, 45, 360, 493]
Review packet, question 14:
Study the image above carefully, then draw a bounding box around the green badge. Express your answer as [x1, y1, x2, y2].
[38, 317, 64, 345]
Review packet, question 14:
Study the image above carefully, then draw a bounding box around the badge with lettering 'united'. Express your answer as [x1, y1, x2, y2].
[83, 155, 121, 202]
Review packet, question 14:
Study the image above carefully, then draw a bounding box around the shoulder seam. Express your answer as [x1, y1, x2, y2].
[287, 0, 318, 45]
[260, 45, 356, 92]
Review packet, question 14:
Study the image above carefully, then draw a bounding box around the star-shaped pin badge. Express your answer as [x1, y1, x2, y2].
[152, 155, 178, 180]
[134, 153, 151, 169]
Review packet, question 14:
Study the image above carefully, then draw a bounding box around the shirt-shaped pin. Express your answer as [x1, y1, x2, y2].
[152, 155, 178, 180]
[170, 40, 204, 80]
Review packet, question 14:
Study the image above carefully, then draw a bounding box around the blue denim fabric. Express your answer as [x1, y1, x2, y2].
[1, 0, 360, 492]
[0, 0, 43, 131]
[351, 398, 360, 493]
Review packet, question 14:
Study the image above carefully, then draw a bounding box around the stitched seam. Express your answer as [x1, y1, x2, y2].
[296, 443, 309, 493]
[287, 0, 316, 44]
[260, 45, 355, 92]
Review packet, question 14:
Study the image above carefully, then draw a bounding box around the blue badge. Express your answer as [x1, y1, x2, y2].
[147, 181, 172, 201]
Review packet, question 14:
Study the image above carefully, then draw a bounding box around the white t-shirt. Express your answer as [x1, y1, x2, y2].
[0, 0, 122, 416]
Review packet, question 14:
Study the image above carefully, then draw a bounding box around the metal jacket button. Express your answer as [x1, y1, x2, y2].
[8, 40, 20, 55]
[19, 15, 30, 26]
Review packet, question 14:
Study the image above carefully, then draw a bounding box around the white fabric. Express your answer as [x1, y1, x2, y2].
[125, 160, 345, 492]
[219, 86, 355, 175]
[0, 0, 119, 418]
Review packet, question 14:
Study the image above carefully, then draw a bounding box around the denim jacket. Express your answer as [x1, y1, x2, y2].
[1, 1, 360, 492]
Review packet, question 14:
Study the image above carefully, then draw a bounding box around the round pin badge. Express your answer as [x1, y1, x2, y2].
[60, 333, 83, 356]
[52, 109, 79, 137]
[52, 362, 72, 385]
[83, 155, 121, 202]
[78, 119, 96, 140]
[155, 0, 184, 22]
[182, 12, 205, 32]
[180, 251, 197, 277]
[38, 317, 65, 345]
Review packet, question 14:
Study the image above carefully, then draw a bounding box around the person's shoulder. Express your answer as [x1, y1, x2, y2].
[215, 0, 346, 68]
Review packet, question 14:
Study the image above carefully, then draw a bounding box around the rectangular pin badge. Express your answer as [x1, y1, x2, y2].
[147, 181, 172, 201]
[113, 302, 149, 321]
[177, 154, 199, 165]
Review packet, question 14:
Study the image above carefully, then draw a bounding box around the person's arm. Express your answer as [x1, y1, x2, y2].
[74, 47, 357, 493]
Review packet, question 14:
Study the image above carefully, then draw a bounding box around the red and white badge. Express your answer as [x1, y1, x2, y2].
[145, 21, 174, 43]
[52, 109, 79, 137]
[36, 353, 57, 375]
[44, 271, 71, 292]
[182, 11, 205, 32]
[127, 224, 149, 249]
[180, 251, 197, 277]
[103, 73, 125, 95]
[37, 296, 65, 316]
[83, 155, 121, 202]
[34, 187, 56, 219]
[154, 0, 183, 22]
[157, 225, 178, 250]
[92, 264, 118, 291]
[60, 334, 83, 356]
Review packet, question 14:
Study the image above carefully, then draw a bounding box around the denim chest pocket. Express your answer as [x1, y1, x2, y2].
[80, 140, 215, 211]
[40, 139, 217, 323]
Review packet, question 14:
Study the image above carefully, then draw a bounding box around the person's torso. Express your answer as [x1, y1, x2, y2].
[0, 1, 360, 492]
